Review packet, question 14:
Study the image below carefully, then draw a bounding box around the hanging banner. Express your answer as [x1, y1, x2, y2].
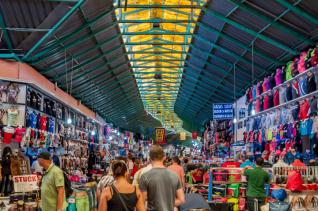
[180, 132, 186, 141]
[213, 103, 233, 120]
[155, 128, 166, 145]
[13, 175, 40, 192]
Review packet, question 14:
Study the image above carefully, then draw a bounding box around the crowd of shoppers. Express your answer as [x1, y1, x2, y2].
[37, 143, 316, 211]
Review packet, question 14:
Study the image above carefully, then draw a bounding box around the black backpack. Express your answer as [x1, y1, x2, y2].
[63, 172, 73, 198]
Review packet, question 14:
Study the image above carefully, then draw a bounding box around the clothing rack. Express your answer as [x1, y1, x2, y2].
[248, 66, 318, 103]
[248, 89, 318, 118]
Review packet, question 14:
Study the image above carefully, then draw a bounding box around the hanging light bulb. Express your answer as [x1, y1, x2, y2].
[117, 132, 120, 136]
[91, 130, 96, 136]
[109, 136, 113, 141]
[67, 117, 72, 124]
[251, 109, 256, 116]
[233, 118, 237, 123]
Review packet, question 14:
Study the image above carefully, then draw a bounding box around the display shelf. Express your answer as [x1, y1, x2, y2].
[248, 66, 318, 104]
[0, 102, 26, 106]
[248, 89, 318, 118]
[212, 181, 244, 184]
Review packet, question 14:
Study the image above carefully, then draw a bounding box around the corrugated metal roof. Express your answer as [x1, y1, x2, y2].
[1, 0, 318, 132]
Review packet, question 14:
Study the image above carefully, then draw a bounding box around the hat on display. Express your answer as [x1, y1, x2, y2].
[37, 151, 51, 160]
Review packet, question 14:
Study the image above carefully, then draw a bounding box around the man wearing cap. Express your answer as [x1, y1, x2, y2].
[38, 151, 67, 211]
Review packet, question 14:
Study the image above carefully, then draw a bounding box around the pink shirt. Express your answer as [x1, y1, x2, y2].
[168, 163, 185, 184]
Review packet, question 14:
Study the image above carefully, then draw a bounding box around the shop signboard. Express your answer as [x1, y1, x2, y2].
[13, 174, 40, 192]
[213, 103, 233, 120]
[155, 128, 166, 144]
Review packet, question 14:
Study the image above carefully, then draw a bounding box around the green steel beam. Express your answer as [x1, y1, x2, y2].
[0, 53, 21, 60]
[22, 0, 85, 60]
[135, 77, 180, 80]
[193, 34, 270, 73]
[175, 96, 211, 110]
[117, 19, 196, 23]
[54, 50, 122, 81]
[54, 43, 124, 80]
[116, 4, 202, 8]
[197, 22, 284, 65]
[131, 59, 183, 62]
[276, 0, 318, 25]
[91, 93, 140, 109]
[189, 43, 234, 67]
[40, 34, 121, 73]
[122, 31, 192, 36]
[101, 107, 142, 118]
[102, 106, 143, 118]
[89, 90, 139, 110]
[184, 64, 235, 93]
[139, 81, 180, 84]
[127, 51, 186, 54]
[227, 0, 313, 45]
[0, 12, 14, 53]
[186, 52, 248, 80]
[79, 75, 136, 99]
[125, 42, 190, 45]
[29, 22, 117, 62]
[31, 8, 114, 63]
[97, 96, 141, 110]
[71, 62, 128, 91]
[65, 63, 111, 84]
[133, 72, 181, 74]
[92, 90, 140, 108]
[73, 62, 127, 91]
[132, 66, 183, 68]
[195, 1, 307, 115]
[179, 83, 229, 101]
[202, 7, 299, 55]
[78, 76, 133, 100]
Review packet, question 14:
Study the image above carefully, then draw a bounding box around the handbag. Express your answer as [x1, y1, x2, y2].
[269, 201, 290, 211]
[291, 196, 306, 211]
[305, 195, 318, 211]
[111, 184, 129, 211]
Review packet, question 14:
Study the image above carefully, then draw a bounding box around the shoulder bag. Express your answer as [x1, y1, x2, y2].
[111, 184, 129, 211]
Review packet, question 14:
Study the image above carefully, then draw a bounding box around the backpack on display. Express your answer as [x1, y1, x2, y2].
[63, 172, 73, 198]
[291, 196, 306, 211]
[286, 170, 304, 192]
[304, 195, 318, 211]
[269, 201, 291, 211]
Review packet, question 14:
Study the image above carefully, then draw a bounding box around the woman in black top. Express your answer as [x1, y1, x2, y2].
[98, 160, 145, 211]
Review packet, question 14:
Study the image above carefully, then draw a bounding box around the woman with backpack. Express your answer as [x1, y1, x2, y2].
[98, 160, 146, 211]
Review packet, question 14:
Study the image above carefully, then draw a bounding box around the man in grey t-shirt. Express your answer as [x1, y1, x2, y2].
[140, 145, 185, 211]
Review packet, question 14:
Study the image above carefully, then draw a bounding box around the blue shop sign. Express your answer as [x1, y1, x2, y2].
[213, 103, 233, 120]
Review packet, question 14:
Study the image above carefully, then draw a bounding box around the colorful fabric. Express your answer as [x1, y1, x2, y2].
[75, 194, 90, 211]
[279, 86, 287, 104]
[275, 68, 283, 86]
[299, 99, 310, 120]
[273, 89, 279, 106]
[298, 51, 307, 73]
[292, 81, 299, 100]
[285, 61, 293, 81]
[299, 76, 309, 96]
[7, 109, 18, 127]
